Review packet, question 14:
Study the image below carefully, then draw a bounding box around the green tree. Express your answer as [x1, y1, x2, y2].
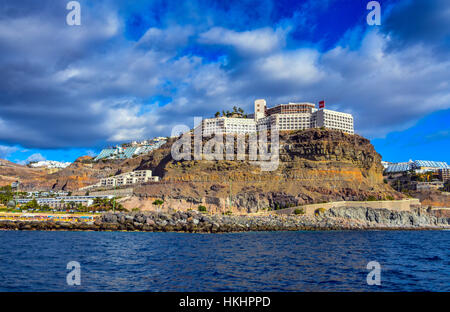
[23, 199, 39, 210]
[0, 185, 13, 206]
[68, 201, 76, 210]
[152, 199, 164, 211]
[444, 180, 450, 192]
[215, 111, 220, 118]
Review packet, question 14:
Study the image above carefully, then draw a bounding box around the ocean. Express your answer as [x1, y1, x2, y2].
[0, 230, 448, 291]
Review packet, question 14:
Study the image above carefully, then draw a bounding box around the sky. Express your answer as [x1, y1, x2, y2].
[0, 0, 449, 164]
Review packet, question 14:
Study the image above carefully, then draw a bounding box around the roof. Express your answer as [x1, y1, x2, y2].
[413, 160, 450, 169]
[385, 163, 412, 173]
[385, 160, 450, 173]
[119, 147, 138, 159]
[94, 148, 116, 160]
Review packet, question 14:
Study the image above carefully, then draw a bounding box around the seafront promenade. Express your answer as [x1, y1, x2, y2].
[0, 212, 98, 223]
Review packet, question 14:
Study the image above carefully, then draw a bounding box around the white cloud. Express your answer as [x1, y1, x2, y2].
[0, 145, 18, 159]
[17, 153, 46, 165]
[198, 27, 287, 55]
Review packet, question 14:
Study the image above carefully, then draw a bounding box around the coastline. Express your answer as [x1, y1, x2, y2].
[1, 207, 449, 232]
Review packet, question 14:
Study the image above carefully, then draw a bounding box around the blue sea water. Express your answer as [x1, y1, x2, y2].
[0, 230, 448, 292]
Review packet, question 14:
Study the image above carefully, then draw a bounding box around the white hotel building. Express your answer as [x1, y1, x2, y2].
[99, 170, 159, 188]
[198, 99, 354, 135]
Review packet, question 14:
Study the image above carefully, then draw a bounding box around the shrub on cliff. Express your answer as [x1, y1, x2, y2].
[314, 208, 326, 216]
[294, 208, 305, 215]
[198, 205, 207, 212]
[366, 195, 377, 201]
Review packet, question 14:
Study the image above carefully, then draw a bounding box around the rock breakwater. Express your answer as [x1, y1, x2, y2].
[0, 207, 449, 232]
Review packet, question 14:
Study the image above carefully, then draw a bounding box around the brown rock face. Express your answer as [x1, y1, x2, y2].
[410, 190, 450, 208]
[130, 129, 402, 212]
[0, 159, 47, 187]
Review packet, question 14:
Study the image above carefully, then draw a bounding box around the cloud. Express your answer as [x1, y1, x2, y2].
[0, 0, 449, 153]
[382, 0, 450, 51]
[17, 153, 46, 165]
[0, 145, 18, 159]
[198, 27, 287, 55]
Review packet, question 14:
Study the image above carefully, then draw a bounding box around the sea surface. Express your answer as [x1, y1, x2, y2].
[0, 230, 449, 291]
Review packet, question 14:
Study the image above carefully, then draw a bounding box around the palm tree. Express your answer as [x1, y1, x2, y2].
[152, 199, 164, 212]
[215, 111, 220, 118]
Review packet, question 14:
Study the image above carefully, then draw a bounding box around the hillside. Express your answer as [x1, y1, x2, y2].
[0, 129, 403, 212]
[128, 129, 403, 212]
[0, 159, 47, 187]
[0, 156, 142, 191]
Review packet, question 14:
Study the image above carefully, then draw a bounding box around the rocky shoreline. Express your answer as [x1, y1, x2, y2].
[0, 207, 449, 232]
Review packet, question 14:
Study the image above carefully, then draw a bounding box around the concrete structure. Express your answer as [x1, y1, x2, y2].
[88, 188, 134, 197]
[439, 168, 450, 182]
[415, 181, 444, 191]
[274, 199, 421, 216]
[198, 99, 354, 135]
[99, 170, 159, 188]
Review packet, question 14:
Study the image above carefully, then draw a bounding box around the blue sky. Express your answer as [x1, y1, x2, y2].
[0, 0, 449, 164]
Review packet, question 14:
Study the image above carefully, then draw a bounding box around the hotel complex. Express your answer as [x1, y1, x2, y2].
[79, 170, 159, 191]
[95, 137, 167, 161]
[16, 195, 114, 209]
[99, 170, 159, 188]
[199, 99, 354, 135]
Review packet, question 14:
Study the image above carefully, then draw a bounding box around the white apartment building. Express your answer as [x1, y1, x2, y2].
[201, 117, 257, 136]
[314, 109, 354, 134]
[198, 99, 354, 135]
[16, 195, 114, 208]
[99, 170, 159, 188]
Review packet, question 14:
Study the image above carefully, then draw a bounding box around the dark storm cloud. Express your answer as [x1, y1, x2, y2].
[382, 0, 450, 50]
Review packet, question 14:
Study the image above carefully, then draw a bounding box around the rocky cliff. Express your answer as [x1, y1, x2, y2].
[128, 129, 403, 212]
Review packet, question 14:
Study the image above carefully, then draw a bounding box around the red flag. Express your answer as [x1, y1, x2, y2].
[319, 100, 325, 108]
